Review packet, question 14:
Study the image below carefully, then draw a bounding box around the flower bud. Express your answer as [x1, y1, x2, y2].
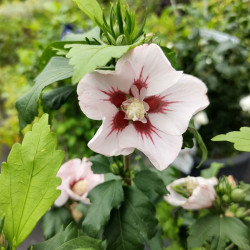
[227, 175, 236, 188]
[231, 188, 245, 203]
[217, 176, 232, 195]
[164, 176, 218, 210]
[0, 233, 5, 247]
[222, 194, 230, 203]
[116, 34, 126, 45]
[110, 162, 121, 175]
[235, 207, 246, 218]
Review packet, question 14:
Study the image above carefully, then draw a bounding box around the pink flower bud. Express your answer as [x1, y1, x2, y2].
[55, 158, 104, 206]
[164, 176, 218, 210]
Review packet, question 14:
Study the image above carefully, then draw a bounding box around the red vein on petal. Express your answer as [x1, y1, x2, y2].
[131, 66, 149, 94]
[145, 94, 181, 114]
[107, 111, 129, 138]
[133, 118, 160, 145]
[100, 87, 127, 108]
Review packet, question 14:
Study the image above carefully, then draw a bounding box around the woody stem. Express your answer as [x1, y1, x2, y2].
[123, 155, 131, 185]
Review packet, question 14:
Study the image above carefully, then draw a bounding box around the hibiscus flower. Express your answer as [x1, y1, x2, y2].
[77, 44, 209, 170]
[55, 158, 104, 206]
[164, 176, 218, 209]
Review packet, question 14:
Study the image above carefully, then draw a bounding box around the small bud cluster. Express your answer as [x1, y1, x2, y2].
[214, 175, 249, 219]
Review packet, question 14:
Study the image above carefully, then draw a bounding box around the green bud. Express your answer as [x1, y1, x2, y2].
[222, 194, 230, 202]
[231, 188, 245, 203]
[116, 34, 126, 45]
[0, 233, 5, 248]
[217, 176, 232, 195]
[235, 207, 246, 218]
[109, 163, 121, 175]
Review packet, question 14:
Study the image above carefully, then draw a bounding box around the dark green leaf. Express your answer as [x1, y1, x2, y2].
[16, 57, 73, 129]
[0, 217, 4, 233]
[73, 0, 103, 26]
[145, 228, 163, 250]
[160, 46, 177, 69]
[65, 44, 130, 83]
[134, 169, 167, 196]
[103, 186, 158, 250]
[33, 223, 102, 250]
[42, 207, 73, 240]
[188, 214, 250, 250]
[42, 85, 76, 110]
[82, 180, 124, 237]
[189, 120, 208, 168]
[89, 155, 111, 174]
[212, 127, 250, 152]
[0, 114, 65, 248]
[160, 167, 181, 186]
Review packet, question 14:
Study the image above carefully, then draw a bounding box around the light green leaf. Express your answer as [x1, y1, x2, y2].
[0, 114, 65, 248]
[82, 180, 124, 237]
[212, 127, 250, 152]
[103, 186, 158, 250]
[189, 120, 208, 168]
[42, 85, 76, 110]
[42, 207, 73, 240]
[16, 57, 73, 130]
[188, 214, 250, 250]
[33, 223, 101, 250]
[65, 44, 130, 83]
[73, 0, 103, 26]
[201, 162, 224, 178]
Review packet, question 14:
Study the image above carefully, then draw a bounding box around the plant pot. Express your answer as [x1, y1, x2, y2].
[190, 152, 250, 183]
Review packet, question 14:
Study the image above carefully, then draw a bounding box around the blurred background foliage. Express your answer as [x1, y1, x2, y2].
[0, 0, 249, 159]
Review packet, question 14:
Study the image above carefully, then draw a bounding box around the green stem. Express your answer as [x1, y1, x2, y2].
[123, 155, 131, 185]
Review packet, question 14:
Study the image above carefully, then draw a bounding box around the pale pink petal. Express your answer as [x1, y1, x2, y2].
[54, 189, 69, 206]
[77, 62, 135, 120]
[119, 123, 182, 170]
[117, 44, 182, 96]
[183, 185, 214, 209]
[148, 74, 209, 135]
[164, 183, 187, 206]
[88, 115, 134, 156]
[57, 159, 82, 180]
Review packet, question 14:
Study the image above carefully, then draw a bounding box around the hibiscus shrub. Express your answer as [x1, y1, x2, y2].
[0, 0, 250, 249]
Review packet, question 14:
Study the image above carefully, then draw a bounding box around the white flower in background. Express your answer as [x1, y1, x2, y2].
[239, 95, 250, 113]
[172, 148, 195, 174]
[55, 158, 104, 206]
[164, 176, 218, 209]
[194, 111, 209, 129]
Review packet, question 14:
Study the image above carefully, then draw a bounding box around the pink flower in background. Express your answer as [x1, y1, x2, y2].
[55, 158, 104, 206]
[77, 44, 209, 170]
[164, 176, 218, 209]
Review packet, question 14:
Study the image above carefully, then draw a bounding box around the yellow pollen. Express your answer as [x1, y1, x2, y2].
[124, 99, 146, 121]
[72, 180, 88, 196]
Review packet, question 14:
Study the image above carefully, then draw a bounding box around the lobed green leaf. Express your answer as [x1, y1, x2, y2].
[33, 223, 101, 250]
[65, 44, 131, 84]
[103, 186, 158, 250]
[188, 214, 250, 250]
[0, 114, 65, 248]
[82, 180, 124, 237]
[212, 127, 250, 152]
